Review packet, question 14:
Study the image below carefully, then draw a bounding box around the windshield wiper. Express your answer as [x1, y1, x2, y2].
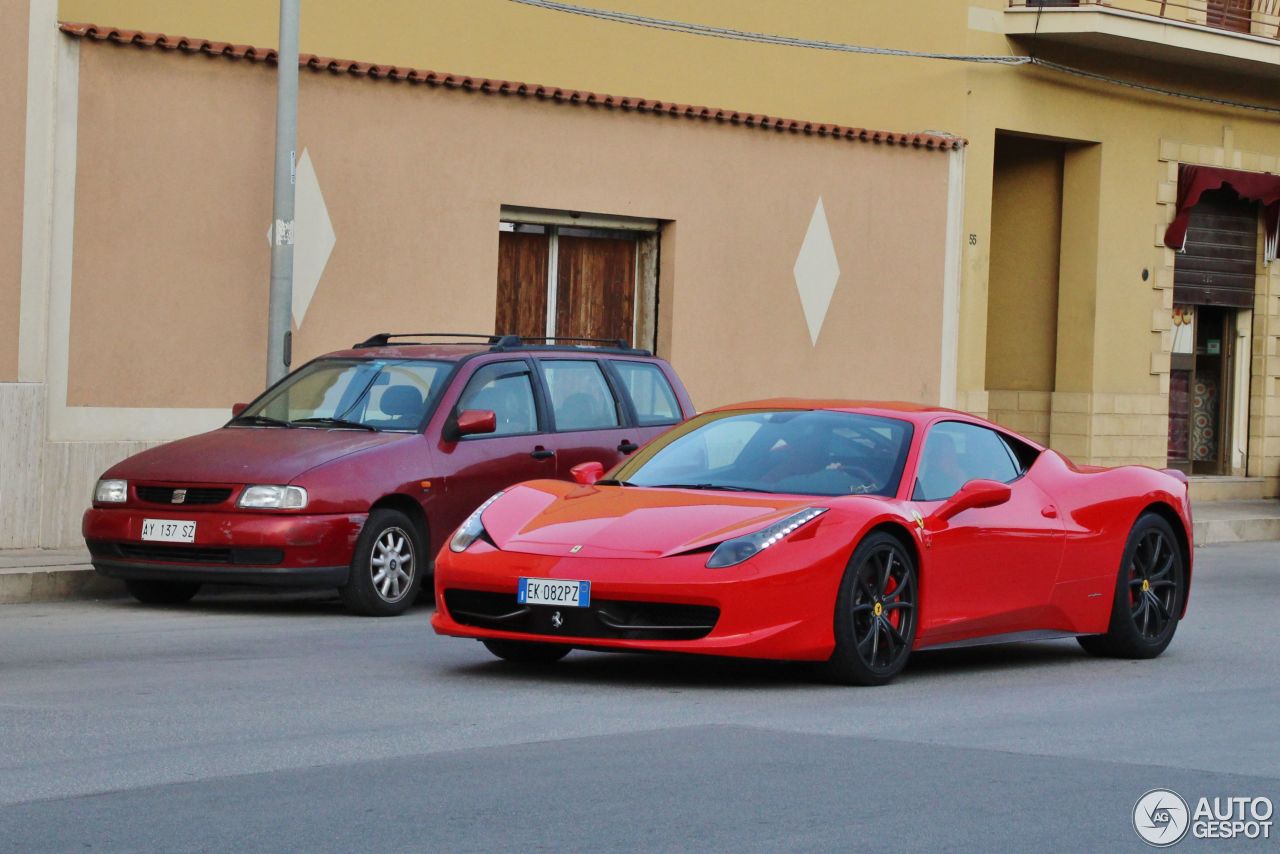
[290, 417, 378, 432]
[596, 478, 636, 487]
[230, 414, 292, 428]
[647, 483, 765, 493]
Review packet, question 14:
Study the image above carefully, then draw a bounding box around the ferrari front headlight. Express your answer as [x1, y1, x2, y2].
[706, 507, 828, 568]
[449, 491, 505, 553]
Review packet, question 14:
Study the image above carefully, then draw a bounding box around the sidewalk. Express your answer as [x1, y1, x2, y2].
[0, 549, 121, 604]
[1, 501, 1276, 604]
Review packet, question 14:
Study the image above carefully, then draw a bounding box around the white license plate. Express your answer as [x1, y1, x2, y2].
[140, 519, 197, 543]
[518, 577, 590, 608]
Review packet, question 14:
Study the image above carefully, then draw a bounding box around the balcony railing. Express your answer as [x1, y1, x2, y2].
[1009, 0, 1280, 39]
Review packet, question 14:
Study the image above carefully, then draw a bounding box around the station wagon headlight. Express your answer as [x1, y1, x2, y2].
[238, 485, 308, 509]
[706, 508, 828, 568]
[450, 491, 505, 553]
[94, 479, 128, 504]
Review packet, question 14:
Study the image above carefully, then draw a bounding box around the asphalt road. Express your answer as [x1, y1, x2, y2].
[1, 542, 1277, 853]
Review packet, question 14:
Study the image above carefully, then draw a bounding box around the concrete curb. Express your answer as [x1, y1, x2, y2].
[0, 565, 124, 604]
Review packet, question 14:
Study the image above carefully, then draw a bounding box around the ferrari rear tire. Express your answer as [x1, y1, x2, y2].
[822, 532, 918, 686]
[482, 639, 571, 664]
[125, 579, 201, 605]
[1078, 513, 1185, 659]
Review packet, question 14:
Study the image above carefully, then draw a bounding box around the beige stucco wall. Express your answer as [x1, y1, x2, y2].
[66, 39, 952, 412]
[0, 0, 30, 381]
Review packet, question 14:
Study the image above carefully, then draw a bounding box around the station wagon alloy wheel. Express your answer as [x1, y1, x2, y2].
[341, 508, 426, 617]
[371, 527, 415, 603]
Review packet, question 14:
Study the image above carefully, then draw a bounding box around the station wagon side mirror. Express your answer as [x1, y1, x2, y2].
[455, 409, 497, 438]
[933, 479, 1011, 523]
[231, 402, 250, 417]
[570, 461, 605, 485]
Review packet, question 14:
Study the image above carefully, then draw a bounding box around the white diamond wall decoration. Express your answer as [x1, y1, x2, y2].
[291, 149, 336, 328]
[792, 197, 840, 346]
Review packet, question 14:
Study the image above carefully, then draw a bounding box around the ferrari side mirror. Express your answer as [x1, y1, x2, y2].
[571, 461, 605, 485]
[933, 479, 1011, 523]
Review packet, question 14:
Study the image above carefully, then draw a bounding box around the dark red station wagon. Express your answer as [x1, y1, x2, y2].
[83, 334, 694, 615]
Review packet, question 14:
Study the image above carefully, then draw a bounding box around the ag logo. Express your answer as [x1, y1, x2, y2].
[1134, 789, 1190, 847]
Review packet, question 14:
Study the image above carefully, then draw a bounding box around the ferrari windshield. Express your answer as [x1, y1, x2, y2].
[612, 409, 914, 496]
[235, 359, 450, 432]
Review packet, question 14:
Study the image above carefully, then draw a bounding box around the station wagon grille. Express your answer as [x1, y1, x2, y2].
[135, 485, 233, 506]
[87, 540, 283, 566]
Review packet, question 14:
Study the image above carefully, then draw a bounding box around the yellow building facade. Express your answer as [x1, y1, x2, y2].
[3, 0, 1279, 546]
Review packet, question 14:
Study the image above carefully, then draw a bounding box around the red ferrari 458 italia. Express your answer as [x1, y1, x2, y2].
[431, 400, 1192, 685]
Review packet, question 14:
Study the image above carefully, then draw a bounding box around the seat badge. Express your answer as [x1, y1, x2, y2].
[171, 489, 187, 505]
[569, 545, 583, 554]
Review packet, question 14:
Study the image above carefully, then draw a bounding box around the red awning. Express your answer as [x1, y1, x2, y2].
[1164, 164, 1280, 263]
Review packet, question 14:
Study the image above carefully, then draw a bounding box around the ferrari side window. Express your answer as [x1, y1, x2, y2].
[913, 422, 1020, 501]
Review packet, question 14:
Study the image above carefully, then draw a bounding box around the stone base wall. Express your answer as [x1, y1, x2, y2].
[987, 390, 1051, 446]
[0, 382, 159, 549]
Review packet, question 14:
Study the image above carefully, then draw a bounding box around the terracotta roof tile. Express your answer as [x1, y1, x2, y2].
[60, 21, 965, 152]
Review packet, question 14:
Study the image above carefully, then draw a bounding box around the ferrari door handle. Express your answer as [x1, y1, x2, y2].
[1041, 505, 1058, 519]
[617, 440, 639, 454]
[530, 447, 555, 460]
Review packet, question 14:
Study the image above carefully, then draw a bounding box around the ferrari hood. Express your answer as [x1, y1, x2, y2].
[481, 480, 824, 559]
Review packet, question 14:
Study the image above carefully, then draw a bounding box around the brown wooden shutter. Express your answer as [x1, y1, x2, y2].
[496, 229, 550, 338]
[554, 231, 636, 344]
[1173, 188, 1257, 308]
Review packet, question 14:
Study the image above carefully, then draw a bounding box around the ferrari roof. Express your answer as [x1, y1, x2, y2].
[705, 398, 970, 423]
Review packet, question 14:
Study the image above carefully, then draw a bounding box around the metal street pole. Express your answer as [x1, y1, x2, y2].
[266, 0, 300, 386]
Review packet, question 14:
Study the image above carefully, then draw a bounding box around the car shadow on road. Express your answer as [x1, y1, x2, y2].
[444, 639, 1090, 690]
[92, 589, 437, 618]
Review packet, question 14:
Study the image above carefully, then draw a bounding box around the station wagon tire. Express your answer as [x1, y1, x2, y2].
[1078, 513, 1185, 659]
[482, 639, 571, 664]
[822, 531, 918, 686]
[124, 579, 201, 605]
[340, 509, 425, 617]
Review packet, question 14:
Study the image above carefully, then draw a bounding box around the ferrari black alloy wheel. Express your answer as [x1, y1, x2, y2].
[1079, 512, 1185, 659]
[824, 531, 918, 686]
[482, 639, 572, 664]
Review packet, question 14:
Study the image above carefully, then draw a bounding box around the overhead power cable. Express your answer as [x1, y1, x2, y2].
[508, 0, 1280, 116]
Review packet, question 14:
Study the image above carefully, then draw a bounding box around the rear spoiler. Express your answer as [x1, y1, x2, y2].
[1160, 468, 1189, 488]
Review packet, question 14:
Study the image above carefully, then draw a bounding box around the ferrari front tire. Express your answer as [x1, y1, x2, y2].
[1078, 512, 1185, 659]
[482, 639, 571, 664]
[822, 531, 918, 686]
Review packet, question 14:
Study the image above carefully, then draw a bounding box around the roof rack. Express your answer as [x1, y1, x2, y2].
[354, 332, 653, 357]
[353, 332, 502, 349]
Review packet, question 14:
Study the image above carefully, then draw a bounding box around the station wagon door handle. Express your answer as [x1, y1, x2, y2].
[617, 440, 639, 454]
[530, 447, 555, 460]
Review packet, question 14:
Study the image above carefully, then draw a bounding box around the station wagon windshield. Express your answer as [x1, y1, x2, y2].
[234, 359, 450, 432]
[611, 409, 914, 497]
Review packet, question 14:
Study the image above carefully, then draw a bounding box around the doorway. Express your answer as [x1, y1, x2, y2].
[1167, 305, 1236, 474]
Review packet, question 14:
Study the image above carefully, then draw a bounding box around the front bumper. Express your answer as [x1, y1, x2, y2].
[431, 542, 842, 661]
[83, 506, 367, 588]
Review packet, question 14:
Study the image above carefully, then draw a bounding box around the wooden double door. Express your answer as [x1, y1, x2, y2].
[496, 223, 640, 346]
